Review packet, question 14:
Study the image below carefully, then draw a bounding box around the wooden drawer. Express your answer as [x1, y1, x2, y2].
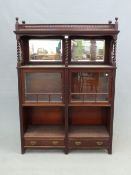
[24, 139, 64, 147]
[69, 139, 109, 148]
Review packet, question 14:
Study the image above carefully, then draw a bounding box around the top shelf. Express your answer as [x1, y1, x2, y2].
[14, 17, 119, 36]
[19, 65, 115, 69]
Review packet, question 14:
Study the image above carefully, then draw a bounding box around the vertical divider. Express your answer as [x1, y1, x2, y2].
[64, 35, 69, 154]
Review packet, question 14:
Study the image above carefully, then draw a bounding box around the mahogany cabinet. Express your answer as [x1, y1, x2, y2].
[14, 18, 119, 154]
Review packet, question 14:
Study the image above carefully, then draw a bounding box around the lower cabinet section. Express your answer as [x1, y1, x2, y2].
[22, 124, 111, 153]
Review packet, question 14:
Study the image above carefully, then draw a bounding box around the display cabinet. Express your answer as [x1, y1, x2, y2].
[14, 18, 119, 154]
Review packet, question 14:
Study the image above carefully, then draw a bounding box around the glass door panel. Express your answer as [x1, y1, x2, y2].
[70, 72, 109, 103]
[25, 72, 63, 103]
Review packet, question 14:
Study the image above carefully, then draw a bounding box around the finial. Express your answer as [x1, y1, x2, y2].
[108, 20, 112, 24]
[16, 17, 19, 24]
[15, 17, 19, 30]
[115, 17, 118, 22]
[22, 20, 25, 24]
[115, 17, 118, 30]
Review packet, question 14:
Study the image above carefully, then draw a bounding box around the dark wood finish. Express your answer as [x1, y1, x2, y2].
[68, 125, 109, 138]
[27, 107, 64, 125]
[24, 125, 64, 138]
[14, 18, 119, 154]
[24, 125, 65, 148]
[69, 107, 108, 125]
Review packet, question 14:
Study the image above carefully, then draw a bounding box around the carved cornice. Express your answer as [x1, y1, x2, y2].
[14, 18, 120, 36]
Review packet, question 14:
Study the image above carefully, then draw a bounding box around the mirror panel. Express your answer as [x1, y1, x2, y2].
[71, 39, 105, 62]
[29, 39, 62, 61]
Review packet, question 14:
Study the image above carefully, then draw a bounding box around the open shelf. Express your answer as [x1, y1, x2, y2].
[68, 125, 109, 138]
[24, 125, 65, 139]
[69, 106, 110, 125]
[24, 125, 65, 148]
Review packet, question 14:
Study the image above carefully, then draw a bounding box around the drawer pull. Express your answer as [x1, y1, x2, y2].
[75, 141, 82, 146]
[30, 141, 37, 146]
[52, 141, 59, 145]
[96, 141, 103, 146]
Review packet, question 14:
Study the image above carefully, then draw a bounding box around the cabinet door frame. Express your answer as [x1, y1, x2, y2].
[21, 68, 65, 105]
[68, 68, 112, 105]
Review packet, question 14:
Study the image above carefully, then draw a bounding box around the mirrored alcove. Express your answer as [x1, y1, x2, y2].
[29, 39, 62, 61]
[71, 39, 105, 62]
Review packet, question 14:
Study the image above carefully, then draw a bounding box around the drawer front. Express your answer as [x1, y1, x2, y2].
[24, 139, 64, 147]
[69, 139, 109, 148]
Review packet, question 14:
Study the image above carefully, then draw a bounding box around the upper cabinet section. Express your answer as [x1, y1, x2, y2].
[14, 17, 119, 66]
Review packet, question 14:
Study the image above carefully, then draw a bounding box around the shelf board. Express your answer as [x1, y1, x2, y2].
[68, 125, 109, 138]
[20, 65, 65, 68]
[69, 103, 111, 107]
[68, 65, 115, 69]
[24, 125, 65, 139]
[19, 65, 116, 69]
[22, 103, 65, 107]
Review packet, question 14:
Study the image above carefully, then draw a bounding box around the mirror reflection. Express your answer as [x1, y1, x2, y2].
[29, 39, 62, 61]
[71, 39, 105, 62]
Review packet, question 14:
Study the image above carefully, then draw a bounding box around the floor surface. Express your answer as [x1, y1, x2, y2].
[0, 132, 131, 175]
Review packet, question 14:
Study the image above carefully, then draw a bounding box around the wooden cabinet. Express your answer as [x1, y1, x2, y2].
[14, 17, 119, 154]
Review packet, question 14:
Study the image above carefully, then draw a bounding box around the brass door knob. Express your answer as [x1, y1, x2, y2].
[52, 141, 59, 145]
[30, 140, 37, 146]
[96, 141, 103, 146]
[75, 141, 82, 146]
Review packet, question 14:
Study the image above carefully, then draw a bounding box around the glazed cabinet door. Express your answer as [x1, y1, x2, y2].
[21, 69, 64, 105]
[69, 69, 112, 105]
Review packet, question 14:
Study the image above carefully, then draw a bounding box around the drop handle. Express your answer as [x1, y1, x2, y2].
[96, 141, 103, 146]
[52, 141, 59, 145]
[30, 141, 37, 146]
[75, 141, 82, 146]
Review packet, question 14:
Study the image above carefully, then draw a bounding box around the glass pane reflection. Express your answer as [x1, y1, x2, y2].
[71, 72, 109, 102]
[25, 72, 63, 103]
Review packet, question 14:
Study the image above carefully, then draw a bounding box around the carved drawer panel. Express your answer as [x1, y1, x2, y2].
[68, 139, 109, 148]
[24, 139, 64, 147]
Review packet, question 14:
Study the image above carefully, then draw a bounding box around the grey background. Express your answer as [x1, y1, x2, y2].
[0, 0, 131, 174]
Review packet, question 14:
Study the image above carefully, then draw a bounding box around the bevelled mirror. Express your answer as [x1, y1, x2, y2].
[29, 39, 62, 62]
[71, 39, 105, 62]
